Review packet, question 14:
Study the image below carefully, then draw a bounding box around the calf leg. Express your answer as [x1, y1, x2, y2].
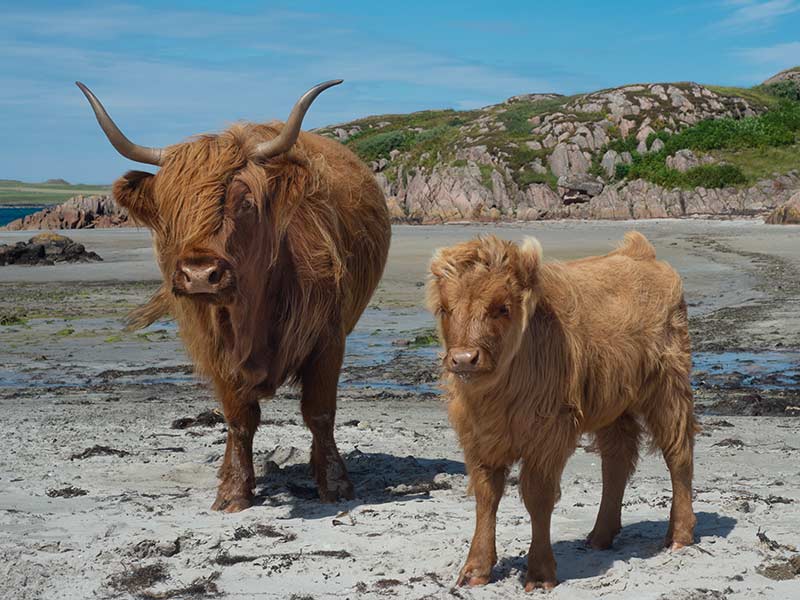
[587, 414, 641, 549]
[300, 333, 354, 502]
[519, 457, 569, 591]
[456, 464, 507, 587]
[212, 388, 260, 512]
[644, 375, 697, 550]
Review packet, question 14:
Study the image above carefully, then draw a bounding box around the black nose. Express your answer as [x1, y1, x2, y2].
[449, 348, 480, 372]
[173, 256, 232, 295]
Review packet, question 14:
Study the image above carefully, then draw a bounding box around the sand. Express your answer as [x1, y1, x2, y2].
[1, 220, 798, 599]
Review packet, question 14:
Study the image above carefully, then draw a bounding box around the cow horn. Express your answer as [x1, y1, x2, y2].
[76, 82, 163, 166]
[251, 79, 343, 161]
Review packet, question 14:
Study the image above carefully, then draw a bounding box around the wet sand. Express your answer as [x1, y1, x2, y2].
[1, 220, 799, 599]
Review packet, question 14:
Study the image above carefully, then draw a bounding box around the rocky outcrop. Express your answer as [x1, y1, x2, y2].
[765, 191, 800, 224]
[763, 68, 800, 86]
[376, 167, 799, 223]
[665, 149, 716, 172]
[2, 195, 130, 230]
[0, 233, 102, 266]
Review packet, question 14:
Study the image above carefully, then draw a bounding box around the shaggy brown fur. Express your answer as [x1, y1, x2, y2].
[114, 121, 390, 511]
[428, 232, 697, 590]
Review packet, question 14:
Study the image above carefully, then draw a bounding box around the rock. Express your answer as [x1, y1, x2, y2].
[650, 138, 665, 153]
[548, 143, 590, 178]
[0, 234, 102, 266]
[762, 67, 800, 86]
[765, 191, 800, 224]
[601, 150, 621, 178]
[666, 149, 699, 172]
[557, 176, 604, 204]
[2, 195, 130, 230]
[504, 93, 563, 104]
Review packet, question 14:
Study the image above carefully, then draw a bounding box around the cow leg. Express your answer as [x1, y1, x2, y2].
[300, 334, 354, 503]
[644, 374, 697, 550]
[587, 414, 641, 549]
[456, 463, 507, 587]
[212, 388, 260, 512]
[519, 458, 568, 591]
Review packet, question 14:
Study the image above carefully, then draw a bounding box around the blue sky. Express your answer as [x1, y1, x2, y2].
[2, 0, 799, 183]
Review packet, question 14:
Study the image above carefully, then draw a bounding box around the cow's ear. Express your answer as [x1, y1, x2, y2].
[113, 170, 158, 227]
[516, 237, 542, 289]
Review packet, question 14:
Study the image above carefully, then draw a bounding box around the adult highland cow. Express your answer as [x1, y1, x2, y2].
[428, 233, 696, 590]
[78, 80, 391, 511]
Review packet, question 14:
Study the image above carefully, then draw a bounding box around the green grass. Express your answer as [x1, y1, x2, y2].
[494, 97, 569, 137]
[0, 313, 27, 326]
[408, 330, 439, 348]
[0, 180, 110, 206]
[478, 164, 495, 190]
[712, 143, 800, 182]
[706, 85, 782, 110]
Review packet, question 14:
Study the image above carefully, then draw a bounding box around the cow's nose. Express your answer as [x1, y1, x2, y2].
[449, 348, 480, 372]
[173, 257, 232, 295]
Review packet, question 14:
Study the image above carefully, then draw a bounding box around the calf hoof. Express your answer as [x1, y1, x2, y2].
[524, 578, 558, 592]
[456, 561, 493, 587]
[587, 527, 619, 550]
[664, 528, 694, 551]
[211, 492, 253, 513]
[525, 565, 557, 592]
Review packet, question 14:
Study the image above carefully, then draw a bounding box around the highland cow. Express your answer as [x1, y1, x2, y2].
[78, 80, 391, 511]
[428, 233, 696, 590]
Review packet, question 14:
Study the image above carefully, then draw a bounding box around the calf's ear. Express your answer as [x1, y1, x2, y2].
[112, 170, 158, 228]
[516, 237, 542, 289]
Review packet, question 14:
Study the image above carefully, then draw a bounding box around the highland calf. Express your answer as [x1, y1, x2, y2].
[428, 233, 697, 590]
[78, 81, 391, 512]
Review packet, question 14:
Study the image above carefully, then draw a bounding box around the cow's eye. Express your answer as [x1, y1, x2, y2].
[491, 304, 510, 318]
[437, 305, 451, 317]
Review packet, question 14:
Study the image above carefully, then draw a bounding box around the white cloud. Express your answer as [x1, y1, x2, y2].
[715, 0, 800, 31]
[735, 40, 800, 77]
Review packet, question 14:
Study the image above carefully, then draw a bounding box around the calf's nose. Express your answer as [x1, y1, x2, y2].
[173, 257, 231, 295]
[449, 348, 480, 371]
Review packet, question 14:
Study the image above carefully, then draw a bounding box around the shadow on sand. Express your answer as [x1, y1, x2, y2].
[493, 511, 737, 585]
[254, 449, 466, 519]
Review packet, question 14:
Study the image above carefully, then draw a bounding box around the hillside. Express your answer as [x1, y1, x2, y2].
[317, 70, 800, 222]
[0, 180, 110, 206]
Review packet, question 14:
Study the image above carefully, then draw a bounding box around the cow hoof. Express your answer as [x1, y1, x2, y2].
[318, 479, 355, 503]
[211, 494, 252, 512]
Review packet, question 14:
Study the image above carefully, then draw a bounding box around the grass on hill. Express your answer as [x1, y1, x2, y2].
[711, 143, 800, 182]
[606, 100, 800, 188]
[706, 85, 782, 110]
[0, 180, 110, 206]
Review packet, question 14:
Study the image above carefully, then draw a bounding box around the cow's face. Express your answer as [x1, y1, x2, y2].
[427, 236, 541, 383]
[77, 80, 341, 307]
[113, 149, 275, 306]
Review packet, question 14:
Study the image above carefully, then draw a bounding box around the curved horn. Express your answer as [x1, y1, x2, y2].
[76, 82, 163, 166]
[251, 79, 343, 161]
